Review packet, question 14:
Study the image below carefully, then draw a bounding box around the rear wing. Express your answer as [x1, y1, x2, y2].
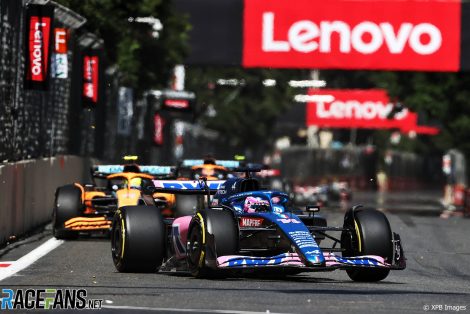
[179, 159, 241, 169]
[92, 165, 175, 178]
[151, 180, 225, 195]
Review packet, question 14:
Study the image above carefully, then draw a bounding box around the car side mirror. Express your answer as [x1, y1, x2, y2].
[112, 184, 119, 191]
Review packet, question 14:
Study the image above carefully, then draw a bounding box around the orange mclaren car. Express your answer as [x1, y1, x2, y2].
[52, 164, 175, 239]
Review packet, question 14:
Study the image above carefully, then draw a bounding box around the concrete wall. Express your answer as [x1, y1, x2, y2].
[0, 156, 94, 246]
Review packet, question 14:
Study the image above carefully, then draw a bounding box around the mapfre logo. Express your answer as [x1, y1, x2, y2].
[243, 0, 460, 71]
[239, 217, 264, 228]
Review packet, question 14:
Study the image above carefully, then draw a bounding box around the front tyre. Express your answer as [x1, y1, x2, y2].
[111, 206, 165, 273]
[341, 207, 393, 282]
[52, 185, 82, 239]
[186, 209, 238, 278]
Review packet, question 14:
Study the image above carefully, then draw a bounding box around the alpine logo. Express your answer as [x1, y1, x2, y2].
[239, 217, 264, 228]
[263, 12, 442, 56]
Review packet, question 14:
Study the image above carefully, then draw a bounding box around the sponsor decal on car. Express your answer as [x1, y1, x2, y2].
[272, 205, 284, 213]
[97, 165, 124, 173]
[277, 218, 301, 224]
[288, 231, 319, 249]
[239, 217, 264, 227]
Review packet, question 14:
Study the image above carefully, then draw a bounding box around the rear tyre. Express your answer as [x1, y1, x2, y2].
[52, 185, 82, 239]
[186, 209, 238, 278]
[341, 207, 392, 282]
[111, 206, 165, 272]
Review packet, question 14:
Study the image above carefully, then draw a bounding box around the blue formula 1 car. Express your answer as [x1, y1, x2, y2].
[110, 170, 405, 282]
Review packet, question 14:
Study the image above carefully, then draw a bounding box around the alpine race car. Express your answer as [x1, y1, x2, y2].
[52, 164, 174, 239]
[110, 170, 406, 281]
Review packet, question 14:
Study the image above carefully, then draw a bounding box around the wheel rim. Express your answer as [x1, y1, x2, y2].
[187, 224, 203, 268]
[112, 218, 123, 262]
[52, 208, 58, 232]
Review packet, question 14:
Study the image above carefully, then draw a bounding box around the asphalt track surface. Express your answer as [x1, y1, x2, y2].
[1, 192, 470, 313]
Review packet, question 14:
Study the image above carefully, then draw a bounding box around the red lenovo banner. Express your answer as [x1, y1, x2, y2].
[243, 0, 461, 71]
[306, 89, 439, 135]
[154, 113, 165, 145]
[83, 55, 99, 105]
[161, 90, 195, 112]
[24, 4, 54, 90]
[164, 99, 189, 109]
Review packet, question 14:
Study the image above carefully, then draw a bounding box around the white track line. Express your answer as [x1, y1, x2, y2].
[102, 305, 292, 314]
[0, 238, 63, 281]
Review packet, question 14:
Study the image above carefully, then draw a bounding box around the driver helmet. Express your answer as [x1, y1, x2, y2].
[129, 177, 142, 189]
[244, 196, 270, 213]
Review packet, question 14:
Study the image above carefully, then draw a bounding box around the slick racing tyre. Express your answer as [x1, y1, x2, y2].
[111, 206, 165, 273]
[341, 207, 393, 282]
[52, 185, 82, 239]
[186, 209, 238, 278]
